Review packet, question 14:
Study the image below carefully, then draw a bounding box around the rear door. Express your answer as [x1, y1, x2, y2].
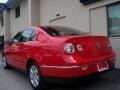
[14, 29, 35, 70]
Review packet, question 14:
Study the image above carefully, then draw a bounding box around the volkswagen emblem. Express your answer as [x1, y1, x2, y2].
[96, 43, 101, 49]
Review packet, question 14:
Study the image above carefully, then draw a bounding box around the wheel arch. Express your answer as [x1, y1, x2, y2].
[26, 58, 38, 72]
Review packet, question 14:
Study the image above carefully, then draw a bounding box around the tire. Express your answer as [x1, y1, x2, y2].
[28, 62, 46, 90]
[2, 55, 11, 69]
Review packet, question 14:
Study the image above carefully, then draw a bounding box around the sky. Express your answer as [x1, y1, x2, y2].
[0, 0, 8, 3]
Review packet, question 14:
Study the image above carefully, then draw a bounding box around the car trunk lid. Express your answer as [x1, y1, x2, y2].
[66, 36, 112, 59]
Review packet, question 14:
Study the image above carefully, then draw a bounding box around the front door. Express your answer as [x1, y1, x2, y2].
[6, 32, 22, 67]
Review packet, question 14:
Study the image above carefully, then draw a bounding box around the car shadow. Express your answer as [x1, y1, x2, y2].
[48, 77, 102, 90]
[48, 70, 120, 90]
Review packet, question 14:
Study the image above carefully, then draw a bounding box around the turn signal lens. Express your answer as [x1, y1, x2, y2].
[76, 44, 84, 51]
[64, 43, 75, 54]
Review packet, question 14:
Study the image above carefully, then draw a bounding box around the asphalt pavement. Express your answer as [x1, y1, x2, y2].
[0, 53, 120, 90]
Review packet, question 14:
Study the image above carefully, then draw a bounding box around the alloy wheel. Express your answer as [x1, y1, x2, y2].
[29, 65, 40, 87]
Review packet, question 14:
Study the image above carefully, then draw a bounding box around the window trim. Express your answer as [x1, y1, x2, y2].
[107, 2, 120, 37]
[21, 28, 38, 42]
[29, 30, 37, 41]
[21, 29, 34, 42]
[11, 28, 38, 44]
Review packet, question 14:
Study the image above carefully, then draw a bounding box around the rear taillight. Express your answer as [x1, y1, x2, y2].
[64, 43, 75, 54]
[76, 44, 84, 51]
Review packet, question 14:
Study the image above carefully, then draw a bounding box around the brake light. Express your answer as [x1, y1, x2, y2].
[64, 43, 75, 54]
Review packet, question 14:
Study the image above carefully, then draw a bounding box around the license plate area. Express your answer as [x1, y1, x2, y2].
[97, 61, 109, 72]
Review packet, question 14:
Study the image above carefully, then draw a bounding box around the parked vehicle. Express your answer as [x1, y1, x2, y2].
[0, 41, 4, 50]
[2, 26, 116, 90]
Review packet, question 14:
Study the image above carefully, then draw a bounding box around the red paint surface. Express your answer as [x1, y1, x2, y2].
[4, 26, 116, 78]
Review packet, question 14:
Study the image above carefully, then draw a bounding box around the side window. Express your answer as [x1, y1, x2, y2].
[11, 32, 22, 44]
[21, 30, 33, 42]
[30, 31, 37, 41]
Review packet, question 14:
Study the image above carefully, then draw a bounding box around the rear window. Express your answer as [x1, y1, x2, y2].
[41, 26, 87, 36]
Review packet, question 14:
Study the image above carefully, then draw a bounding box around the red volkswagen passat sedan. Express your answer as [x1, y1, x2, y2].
[2, 26, 116, 90]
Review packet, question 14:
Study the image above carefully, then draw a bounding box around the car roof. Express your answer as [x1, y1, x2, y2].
[38, 26, 69, 29]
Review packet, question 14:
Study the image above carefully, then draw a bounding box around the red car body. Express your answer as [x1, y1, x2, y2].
[3, 26, 116, 78]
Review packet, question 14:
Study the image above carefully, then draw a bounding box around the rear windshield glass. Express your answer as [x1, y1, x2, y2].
[41, 26, 87, 36]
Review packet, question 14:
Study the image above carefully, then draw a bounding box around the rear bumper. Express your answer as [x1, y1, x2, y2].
[43, 67, 114, 84]
[40, 60, 115, 77]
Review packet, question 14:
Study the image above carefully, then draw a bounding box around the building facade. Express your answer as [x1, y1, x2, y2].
[0, 0, 120, 68]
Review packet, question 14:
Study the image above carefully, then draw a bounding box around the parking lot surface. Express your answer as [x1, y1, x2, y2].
[0, 53, 120, 90]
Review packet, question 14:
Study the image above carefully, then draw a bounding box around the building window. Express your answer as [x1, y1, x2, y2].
[15, 5, 20, 18]
[1, 18, 4, 27]
[108, 3, 120, 37]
